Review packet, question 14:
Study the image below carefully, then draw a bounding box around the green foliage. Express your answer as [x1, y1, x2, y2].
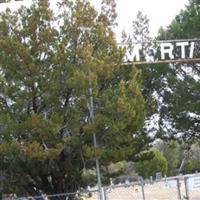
[182, 143, 200, 174]
[156, 140, 181, 176]
[0, 0, 147, 197]
[122, 11, 156, 143]
[135, 149, 168, 179]
[132, 11, 151, 43]
[142, 0, 200, 143]
[183, 160, 200, 174]
[159, 0, 200, 39]
[158, 1, 200, 142]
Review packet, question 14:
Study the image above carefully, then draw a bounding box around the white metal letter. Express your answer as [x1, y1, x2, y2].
[176, 42, 189, 58]
[132, 44, 142, 61]
[189, 42, 195, 58]
[160, 43, 174, 60]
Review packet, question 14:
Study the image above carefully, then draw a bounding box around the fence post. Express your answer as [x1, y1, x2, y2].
[102, 187, 107, 200]
[184, 177, 190, 200]
[139, 177, 146, 200]
[176, 177, 182, 200]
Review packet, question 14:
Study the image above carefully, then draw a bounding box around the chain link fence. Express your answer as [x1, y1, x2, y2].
[183, 174, 200, 200]
[104, 177, 181, 200]
[3, 190, 99, 200]
[104, 181, 144, 200]
[3, 173, 200, 200]
[102, 174, 200, 200]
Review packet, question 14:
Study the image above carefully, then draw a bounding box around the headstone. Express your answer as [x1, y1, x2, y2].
[150, 176, 153, 184]
[156, 172, 162, 181]
[188, 176, 200, 190]
[166, 180, 177, 188]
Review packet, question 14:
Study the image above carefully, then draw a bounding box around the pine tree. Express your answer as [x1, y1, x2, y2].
[128, 3, 200, 145]
[0, 0, 146, 197]
[155, 0, 200, 143]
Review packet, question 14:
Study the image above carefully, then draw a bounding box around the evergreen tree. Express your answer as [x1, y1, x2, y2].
[156, 140, 180, 176]
[135, 148, 168, 179]
[0, 0, 147, 197]
[135, 1, 200, 144]
[155, 0, 200, 143]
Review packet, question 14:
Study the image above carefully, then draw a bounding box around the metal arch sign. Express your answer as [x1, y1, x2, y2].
[122, 39, 200, 65]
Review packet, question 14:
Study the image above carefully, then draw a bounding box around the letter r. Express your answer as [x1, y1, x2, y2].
[160, 43, 174, 60]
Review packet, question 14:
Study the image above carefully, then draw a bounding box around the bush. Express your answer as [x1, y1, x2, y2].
[183, 160, 200, 174]
[135, 148, 168, 179]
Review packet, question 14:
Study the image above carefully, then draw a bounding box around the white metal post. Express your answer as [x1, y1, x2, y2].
[88, 88, 103, 200]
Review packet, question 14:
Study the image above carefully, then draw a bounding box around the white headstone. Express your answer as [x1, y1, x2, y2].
[188, 176, 200, 190]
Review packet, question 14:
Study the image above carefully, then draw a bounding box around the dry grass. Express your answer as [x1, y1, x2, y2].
[86, 180, 200, 200]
